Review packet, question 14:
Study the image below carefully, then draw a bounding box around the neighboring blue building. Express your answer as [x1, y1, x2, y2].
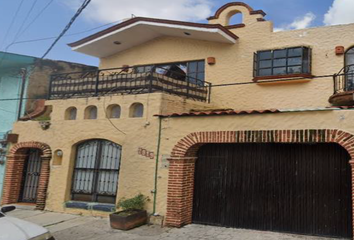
[0, 51, 95, 201]
[0, 52, 36, 201]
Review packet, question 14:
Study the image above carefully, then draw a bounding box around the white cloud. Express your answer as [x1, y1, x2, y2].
[66, 0, 213, 23]
[275, 12, 316, 32]
[324, 0, 354, 25]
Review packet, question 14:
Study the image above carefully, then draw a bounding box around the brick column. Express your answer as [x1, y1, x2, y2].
[1, 154, 27, 205]
[35, 157, 50, 210]
[165, 157, 197, 227]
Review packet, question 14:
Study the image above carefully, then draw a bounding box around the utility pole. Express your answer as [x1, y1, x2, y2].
[17, 68, 27, 120]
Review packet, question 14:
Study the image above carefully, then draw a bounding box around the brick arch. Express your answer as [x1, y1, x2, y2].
[2, 141, 52, 210]
[8, 141, 52, 158]
[166, 129, 354, 230]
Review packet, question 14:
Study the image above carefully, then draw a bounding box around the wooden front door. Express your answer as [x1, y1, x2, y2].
[193, 143, 353, 238]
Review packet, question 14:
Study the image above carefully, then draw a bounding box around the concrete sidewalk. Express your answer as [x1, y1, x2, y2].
[6, 205, 342, 240]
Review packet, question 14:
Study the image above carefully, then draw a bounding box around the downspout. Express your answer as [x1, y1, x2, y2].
[17, 68, 27, 120]
[152, 117, 162, 215]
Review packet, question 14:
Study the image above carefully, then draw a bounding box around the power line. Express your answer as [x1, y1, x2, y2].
[13, 0, 54, 42]
[0, 0, 54, 67]
[12, 0, 39, 43]
[41, 0, 92, 59]
[0, 19, 121, 68]
[0, 0, 26, 50]
[6, 19, 122, 47]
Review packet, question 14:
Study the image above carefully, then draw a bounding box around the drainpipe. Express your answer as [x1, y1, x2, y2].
[152, 117, 162, 215]
[17, 68, 27, 120]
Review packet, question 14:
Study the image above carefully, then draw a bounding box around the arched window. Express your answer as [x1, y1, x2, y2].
[129, 103, 144, 118]
[71, 139, 122, 203]
[107, 104, 121, 119]
[345, 47, 354, 90]
[65, 107, 77, 120]
[84, 106, 97, 119]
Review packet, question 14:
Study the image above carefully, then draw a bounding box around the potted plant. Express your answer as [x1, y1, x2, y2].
[109, 193, 148, 230]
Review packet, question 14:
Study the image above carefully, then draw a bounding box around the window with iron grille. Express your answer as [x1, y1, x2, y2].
[253, 47, 311, 77]
[71, 139, 122, 204]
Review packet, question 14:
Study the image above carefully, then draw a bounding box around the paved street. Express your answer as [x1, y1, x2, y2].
[6, 205, 344, 240]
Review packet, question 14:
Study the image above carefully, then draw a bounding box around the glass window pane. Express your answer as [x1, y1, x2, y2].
[274, 49, 287, 58]
[258, 51, 272, 60]
[288, 47, 302, 57]
[273, 58, 286, 67]
[177, 63, 187, 73]
[346, 48, 354, 65]
[197, 61, 205, 71]
[188, 61, 197, 73]
[197, 72, 205, 82]
[288, 66, 302, 74]
[288, 57, 302, 66]
[155, 65, 170, 74]
[259, 68, 272, 76]
[273, 67, 287, 75]
[259, 60, 272, 68]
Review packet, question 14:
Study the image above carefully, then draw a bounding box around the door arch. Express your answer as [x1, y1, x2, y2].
[71, 139, 122, 204]
[2, 141, 51, 210]
[166, 129, 354, 233]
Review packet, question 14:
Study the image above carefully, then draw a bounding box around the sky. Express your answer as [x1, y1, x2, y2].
[0, 0, 353, 67]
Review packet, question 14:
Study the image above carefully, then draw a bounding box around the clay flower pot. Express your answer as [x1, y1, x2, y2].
[109, 209, 147, 230]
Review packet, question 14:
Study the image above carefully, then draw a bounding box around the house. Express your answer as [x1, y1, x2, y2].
[2, 2, 354, 238]
[0, 51, 96, 201]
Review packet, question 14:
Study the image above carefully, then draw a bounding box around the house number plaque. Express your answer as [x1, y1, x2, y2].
[138, 147, 155, 159]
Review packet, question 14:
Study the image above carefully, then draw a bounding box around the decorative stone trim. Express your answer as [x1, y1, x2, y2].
[2, 141, 52, 210]
[165, 129, 354, 232]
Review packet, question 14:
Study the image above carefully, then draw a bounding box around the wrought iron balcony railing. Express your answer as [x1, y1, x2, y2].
[333, 64, 354, 94]
[49, 66, 211, 102]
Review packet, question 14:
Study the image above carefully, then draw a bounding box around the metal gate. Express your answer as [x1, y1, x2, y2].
[71, 139, 122, 204]
[193, 143, 353, 238]
[20, 149, 42, 203]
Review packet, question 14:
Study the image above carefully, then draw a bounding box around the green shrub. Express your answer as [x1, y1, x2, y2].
[33, 115, 51, 121]
[117, 194, 148, 210]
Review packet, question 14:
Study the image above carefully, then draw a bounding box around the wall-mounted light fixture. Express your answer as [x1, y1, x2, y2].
[56, 150, 63, 157]
[207, 57, 216, 65]
[335, 46, 345, 55]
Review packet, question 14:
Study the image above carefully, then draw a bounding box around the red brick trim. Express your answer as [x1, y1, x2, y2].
[2, 141, 52, 210]
[207, 2, 266, 21]
[166, 129, 354, 232]
[225, 23, 245, 29]
[253, 73, 314, 82]
[68, 17, 239, 48]
[8, 141, 52, 158]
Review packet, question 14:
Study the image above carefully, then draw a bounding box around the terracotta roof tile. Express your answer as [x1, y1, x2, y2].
[155, 109, 280, 118]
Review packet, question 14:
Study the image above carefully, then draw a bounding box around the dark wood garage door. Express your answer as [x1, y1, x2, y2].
[193, 143, 353, 238]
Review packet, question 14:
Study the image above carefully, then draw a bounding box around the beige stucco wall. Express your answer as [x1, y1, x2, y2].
[11, 96, 354, 217]
[9, 3, 354, 219]
[99, 5, 354, 111]
[11, 93, 212, 216]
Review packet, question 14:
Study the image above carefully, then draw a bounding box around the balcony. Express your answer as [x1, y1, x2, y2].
[329, 65, 354, 106]
[49, 66, 211, 102]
